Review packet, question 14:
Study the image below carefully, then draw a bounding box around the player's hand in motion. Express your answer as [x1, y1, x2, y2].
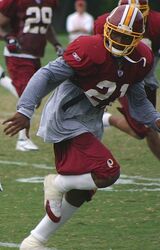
[2, 112, 30, 137]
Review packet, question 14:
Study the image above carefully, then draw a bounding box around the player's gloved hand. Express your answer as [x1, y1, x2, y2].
[5, 36, 21, 53]
[55, 44, 65, 57]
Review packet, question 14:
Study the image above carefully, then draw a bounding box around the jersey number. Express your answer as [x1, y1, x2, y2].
[23, 7, 52, 34]
[85, 80, 129, 106]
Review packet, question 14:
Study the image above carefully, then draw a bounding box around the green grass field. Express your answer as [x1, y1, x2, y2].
[0, 35, 160, 250]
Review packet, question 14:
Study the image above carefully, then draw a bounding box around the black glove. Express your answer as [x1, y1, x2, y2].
[5, 36, 21, 53]
[55, 44, 65, 57]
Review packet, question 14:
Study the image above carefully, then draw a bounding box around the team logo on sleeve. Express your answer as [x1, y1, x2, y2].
[72, 52, 82, 62]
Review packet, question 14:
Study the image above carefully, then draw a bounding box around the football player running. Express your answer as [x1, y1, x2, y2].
[0, 0, 64, 151]
[95, 0, 160, 160]
[3, 4, 160, 250]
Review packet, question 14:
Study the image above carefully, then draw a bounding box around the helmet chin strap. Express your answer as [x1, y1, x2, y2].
[108, 41, 125, 57]
[124, 56, 147, 67]
[111, 46, 124, 56]
[111, 45, 132, 57]
[109, 43, 147, 67]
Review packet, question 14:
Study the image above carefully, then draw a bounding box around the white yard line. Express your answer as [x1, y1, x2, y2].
[0, 160, 53, 169]
[0, 242, 59, 250]
[1, 160, 160, 192]
[101, 188, 160, 192]
[100, 174, 160, 192]
[0, 242, 20, 248]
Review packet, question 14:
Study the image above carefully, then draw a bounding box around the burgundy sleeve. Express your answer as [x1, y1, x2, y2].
[0, 0, 17, 18]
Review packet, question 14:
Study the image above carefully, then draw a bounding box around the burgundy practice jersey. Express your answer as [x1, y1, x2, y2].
[63, 35, 153, 108]
[94, 13, 109, 36]
[94, 10, 160, 54]
[0, 0, 58, 57]
[145, 10, 160, 53]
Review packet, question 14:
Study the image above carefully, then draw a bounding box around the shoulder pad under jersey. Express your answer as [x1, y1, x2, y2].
[94, 13, 109, 35]
[63, 35, 106, 70]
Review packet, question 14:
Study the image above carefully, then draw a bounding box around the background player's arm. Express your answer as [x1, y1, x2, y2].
[0, 12, 10, 39]
[46, 25, 60, 47]
[46, 25, 64, 56]
[0, 12, 20, 52]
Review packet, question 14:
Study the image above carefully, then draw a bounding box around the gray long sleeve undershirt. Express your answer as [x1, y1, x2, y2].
[127, 81, 160, 131]
[17, 57, 74, 118]
[17, 57, 160, 133]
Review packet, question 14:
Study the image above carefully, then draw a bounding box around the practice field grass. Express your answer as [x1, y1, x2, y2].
[0, 35, 160, 250]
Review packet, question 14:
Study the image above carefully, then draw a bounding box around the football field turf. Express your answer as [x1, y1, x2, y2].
[0, 36, 160, 250]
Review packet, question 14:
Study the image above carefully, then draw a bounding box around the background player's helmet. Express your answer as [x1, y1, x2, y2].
[118, 0, 149, 21]
[104, 4, 145, 56]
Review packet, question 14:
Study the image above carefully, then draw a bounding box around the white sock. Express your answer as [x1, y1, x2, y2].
[102, 112, 112, 127]
[0, 181, 3, 191]
[0, 76, 18, 98]
[54, 173, 97, 193]
[18, 129, 28, 140]
[31, 198, 78, 242]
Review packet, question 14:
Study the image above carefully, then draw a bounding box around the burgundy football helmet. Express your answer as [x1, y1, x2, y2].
[104, 4, 145, 56]
[118, 0, 149, 21]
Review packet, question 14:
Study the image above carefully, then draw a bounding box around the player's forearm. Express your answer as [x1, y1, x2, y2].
[0, 12, 10, 40]
[46, 25, 61, 47]
[17, 68, 53, 119]
[129, 102, 160, 132]
[0, 27, 7, 40]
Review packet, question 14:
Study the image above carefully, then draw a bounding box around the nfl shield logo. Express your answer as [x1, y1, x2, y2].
[117, 70, 124, 77]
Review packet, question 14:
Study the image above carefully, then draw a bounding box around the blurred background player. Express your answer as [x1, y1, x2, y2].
[0, 0, 64, 151]
[94, 0, 160, 160]
[66, 0, 94, 43]
[0, 64, 18, 97]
